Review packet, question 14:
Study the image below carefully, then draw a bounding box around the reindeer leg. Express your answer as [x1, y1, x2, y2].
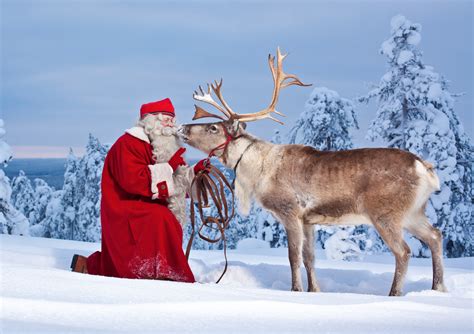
[404, 212, 446, 292]
[262, 196, 302, 292]
[374, 216, 411, 296]
[302, 224, 320, 292]
[285, 223, 304, 292]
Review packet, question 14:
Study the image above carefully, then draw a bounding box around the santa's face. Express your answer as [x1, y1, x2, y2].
[160, 115, 176, 128]
[151, 114, 177, 137]
[139, 113, 182, 163]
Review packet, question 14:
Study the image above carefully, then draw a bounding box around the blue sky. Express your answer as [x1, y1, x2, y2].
[1, 0, 472, 159]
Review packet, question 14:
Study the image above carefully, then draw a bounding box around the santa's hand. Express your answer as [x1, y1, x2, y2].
[193, 158, 210, 174]
[168, 147, 187, 171]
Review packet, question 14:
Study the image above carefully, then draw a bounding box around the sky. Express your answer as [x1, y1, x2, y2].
[1, 0, 472, 159]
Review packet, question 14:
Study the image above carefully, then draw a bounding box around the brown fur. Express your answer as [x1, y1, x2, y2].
[180, 121, 446, 296]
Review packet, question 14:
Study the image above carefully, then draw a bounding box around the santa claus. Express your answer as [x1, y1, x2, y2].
[70, 98, 208, 282]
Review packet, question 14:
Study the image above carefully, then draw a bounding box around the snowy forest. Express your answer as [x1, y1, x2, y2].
[1, 15, 472, 259]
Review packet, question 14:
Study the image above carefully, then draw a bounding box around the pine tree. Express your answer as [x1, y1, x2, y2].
[75, 134, 108, 242]
[32, 179, 53, 224]
[0, 119, 29, 235]
[39, 189, 65, 238]
[247, 204, 287, 248]
[62, 150, 79, 239]
[359, 15, 473, 257]
[41, 135, 108, 242]
[73, 134, 108, 242]
[289, 87, 358, 150]
[42, 150, 79, 239]
[324, 226, 369, 261]
[11, 170, 36, 222]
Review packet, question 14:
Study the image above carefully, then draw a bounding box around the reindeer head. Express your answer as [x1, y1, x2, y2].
[179, 48, 310, 157]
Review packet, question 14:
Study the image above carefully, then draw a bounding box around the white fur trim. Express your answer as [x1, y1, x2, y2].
[126, 127, 150, 144]
[149, 163, 175, 199]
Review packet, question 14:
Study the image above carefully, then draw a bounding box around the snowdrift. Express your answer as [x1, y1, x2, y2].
[1, 235, 472, 333]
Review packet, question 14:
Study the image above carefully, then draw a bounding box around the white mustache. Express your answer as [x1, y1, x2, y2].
[153, 125, 178, 137]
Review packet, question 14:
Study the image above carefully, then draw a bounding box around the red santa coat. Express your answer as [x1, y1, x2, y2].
[86, 127, 195, 282]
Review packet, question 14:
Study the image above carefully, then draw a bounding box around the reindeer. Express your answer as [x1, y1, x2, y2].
[179, 48, 446, 296]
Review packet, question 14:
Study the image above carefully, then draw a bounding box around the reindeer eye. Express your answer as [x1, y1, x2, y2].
[209, 125, 218, 133]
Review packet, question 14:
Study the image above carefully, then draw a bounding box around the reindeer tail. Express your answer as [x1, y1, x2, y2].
[420, 160, 441, 191]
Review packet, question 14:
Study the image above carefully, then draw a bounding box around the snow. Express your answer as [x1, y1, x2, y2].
[390, 14, 408, 31]
[1, 235, 473, 333]
[0, 120, 12, 165]
[381, 40, 395, 58]
[407, 31, 422, 46]
[324, 227, 364, 261]
[427, 82, 443, 100]
[397, 50, 414, 65]
[237, 237, 270, 250]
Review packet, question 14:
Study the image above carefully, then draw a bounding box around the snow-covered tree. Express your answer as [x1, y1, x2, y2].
[359, 15, 473, 257]
[75, 134, 108, 242]
[11, 170, 36, 222]
[289, 87, 358, 150]
[324, 226, 370, 261]
[0, 120, 12, 165]
[41, 135, 108, 242]
[0, 119, 29, 235]
[42, 150, 79, 239]
[61, 150, 80, 239]
[29, 178, 53, 227]
[39, 190, 68, 239]
[245, 203, 287, 248]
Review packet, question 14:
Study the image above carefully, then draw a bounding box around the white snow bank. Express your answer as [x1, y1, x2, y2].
[1, 235, 473, 333]
[237, 237, 270, 250]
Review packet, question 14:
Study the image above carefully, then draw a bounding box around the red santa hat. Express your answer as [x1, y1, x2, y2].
[140, 98, 175, 119]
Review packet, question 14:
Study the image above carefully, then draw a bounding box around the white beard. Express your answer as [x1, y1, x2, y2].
[149, 125, 181, 163]
[144, 118, 194, 228]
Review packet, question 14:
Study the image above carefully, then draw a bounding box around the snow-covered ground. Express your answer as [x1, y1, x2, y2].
[1, 235, 472, 333]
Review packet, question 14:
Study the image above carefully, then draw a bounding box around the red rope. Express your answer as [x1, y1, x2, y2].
[207, 124, 234, 158]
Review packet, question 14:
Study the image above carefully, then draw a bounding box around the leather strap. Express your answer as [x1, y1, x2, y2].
[185, 164, 235, 284]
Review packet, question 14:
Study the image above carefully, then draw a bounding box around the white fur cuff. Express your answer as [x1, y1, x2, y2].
[148, 163, 175, 199]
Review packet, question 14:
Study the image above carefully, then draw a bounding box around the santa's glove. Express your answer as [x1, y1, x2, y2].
[168, 147, 187, 171]
[194, 158, 210, 174]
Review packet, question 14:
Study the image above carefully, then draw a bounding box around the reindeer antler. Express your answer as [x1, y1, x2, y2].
[193, 82, 229, 120]
[192, 47, 311, 124]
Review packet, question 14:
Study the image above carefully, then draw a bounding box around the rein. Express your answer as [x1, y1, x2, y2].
[185, 165, 235, 283]
[185, 123, 238, 284]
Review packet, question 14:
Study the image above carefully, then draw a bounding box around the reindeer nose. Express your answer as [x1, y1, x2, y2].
[177, 125, 189, 137]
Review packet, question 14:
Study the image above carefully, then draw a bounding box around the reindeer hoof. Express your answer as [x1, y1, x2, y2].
[433, 283, 447, 292]
[308, 286, 320, 293]
[291, 286, 303, 292]
[389, 289, 402, 297]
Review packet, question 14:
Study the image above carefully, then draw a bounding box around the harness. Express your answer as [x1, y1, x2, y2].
[207, 124, 236, 159]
